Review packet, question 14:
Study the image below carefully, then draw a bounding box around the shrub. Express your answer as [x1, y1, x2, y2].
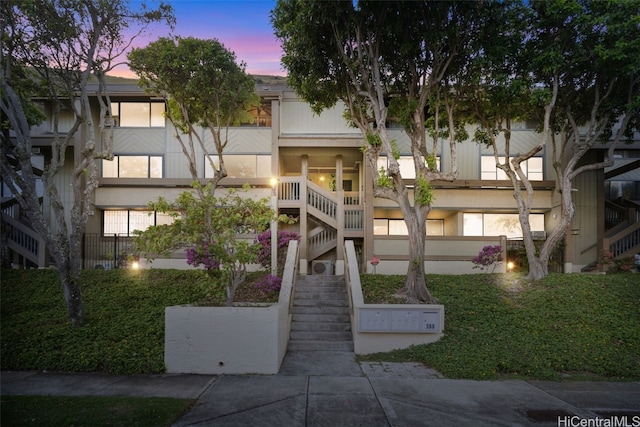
[255, 230, 300, 271]
[254, 274, 282, 294]
[472, 245, 503, 272]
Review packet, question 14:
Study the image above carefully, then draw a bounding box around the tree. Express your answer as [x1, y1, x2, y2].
[134, 183, 280, 306]
[464, 0, 640, 280]
[272, 0, 488, 302]
[127, 37, 258, 197]
[0, 0, 173, 325]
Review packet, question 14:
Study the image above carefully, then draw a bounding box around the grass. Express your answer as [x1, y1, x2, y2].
[2, 269, 638, 381]
[359, 273, 640, 381]
[0, 268, 278, 374]
[0, 395, 194, 427]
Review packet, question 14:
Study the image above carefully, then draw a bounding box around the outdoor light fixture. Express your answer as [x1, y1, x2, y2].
[507, 261, 514, 271]
[131, 261, 140, 269]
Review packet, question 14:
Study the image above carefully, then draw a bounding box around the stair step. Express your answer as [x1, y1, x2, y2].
[290, 330, 352, 341]
[291, 306, 350, 315]
[292, 313, 351, 323]
[293, 298, 348, 308]
[287, 340, 354, 352]
[295, 288, 347, 296]
[290, 322, 351, 332]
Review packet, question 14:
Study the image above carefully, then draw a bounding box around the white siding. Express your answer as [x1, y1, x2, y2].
[280, 100, 359, 134]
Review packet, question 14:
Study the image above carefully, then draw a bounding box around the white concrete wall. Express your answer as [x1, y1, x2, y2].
[165, 304, 285, 374]
[366, 260, 505, 275]
[164, 241, 298, 374]
[344, 241, 445, 355]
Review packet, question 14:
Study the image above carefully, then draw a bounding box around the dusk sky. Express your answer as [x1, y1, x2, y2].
[113, 0, 285, 77]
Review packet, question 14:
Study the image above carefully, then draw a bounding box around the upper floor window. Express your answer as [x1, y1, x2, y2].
[204, 154, 271, 179]
[102, 155, 163, 178]
[481, 156, 543, 181]
[374, 219, 444, 236]
[377, 155, 441, 179]
[110, 102, 165, 127]
[238, 99, 272, 127]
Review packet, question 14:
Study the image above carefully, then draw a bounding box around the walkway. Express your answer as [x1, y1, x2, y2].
[3, 362, 639, 426]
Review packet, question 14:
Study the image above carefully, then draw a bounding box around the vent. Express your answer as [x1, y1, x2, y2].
[312, 260, 333, 275]
[532, 231, 547, 240]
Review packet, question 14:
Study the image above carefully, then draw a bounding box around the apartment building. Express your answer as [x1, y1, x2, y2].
[3, 79, 639, 274]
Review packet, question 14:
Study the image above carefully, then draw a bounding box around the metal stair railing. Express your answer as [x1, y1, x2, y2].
[604, 222, 640, 259]
[2, 212, 47, 267]
[307, 226, 337, 260]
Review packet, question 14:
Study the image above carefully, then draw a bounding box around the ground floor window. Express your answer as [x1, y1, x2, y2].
[463, 213, 545, 238]
[373, 219, 444, 236]
[103, 210, 175, 236]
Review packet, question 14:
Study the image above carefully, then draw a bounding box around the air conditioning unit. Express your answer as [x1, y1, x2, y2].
[532, 231, 547, 240]
[311, 260, 333, 275]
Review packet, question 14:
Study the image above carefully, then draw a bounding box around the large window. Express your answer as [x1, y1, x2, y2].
[102, 156, 163, 178]
[204, 155, 271, 179]
[239, 99, 272, 127]
[481, 156, 543, 181]
[463, 213, 545, 238]
[377, 155, 441, 179]
[110, 102, 165, 127]
[103, 210, 175, 236]
[374, 219, 444, 236]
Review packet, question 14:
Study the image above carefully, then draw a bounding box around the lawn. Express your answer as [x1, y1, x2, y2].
[1, 269, 638, 381]
[360, 273, 640, 381]
[0, 395, 194, 427]
[0, 268, 277, 374]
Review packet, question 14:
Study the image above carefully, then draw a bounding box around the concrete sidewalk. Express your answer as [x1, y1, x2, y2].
[2, 356, 639, 427]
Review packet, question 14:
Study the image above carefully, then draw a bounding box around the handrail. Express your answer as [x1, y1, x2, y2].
[604, 222, 640, 258]
[2, 212, 47, 267]
[278, 239, 299, 311]
[307, 181, 337, 220]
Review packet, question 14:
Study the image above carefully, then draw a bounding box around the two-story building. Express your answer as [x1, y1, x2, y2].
[3, 78, 639, 275]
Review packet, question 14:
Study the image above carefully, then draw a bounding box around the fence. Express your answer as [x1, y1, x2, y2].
[83, 234, 136, 269]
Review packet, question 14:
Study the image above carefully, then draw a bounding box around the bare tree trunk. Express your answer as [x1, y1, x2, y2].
[394, 212, 434, 303]
[57, 258, 85, 326]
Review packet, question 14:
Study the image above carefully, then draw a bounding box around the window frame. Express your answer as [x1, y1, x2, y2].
[109, 101, 165, 128]
[102, 210, 175, 237]
[102, 155, 163, 178]
[480, 155, 544, 181]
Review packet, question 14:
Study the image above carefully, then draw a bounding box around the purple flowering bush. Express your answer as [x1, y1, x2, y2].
[185, 243, 220, 273]
[254, 230, 299, 295]
[255, 274, 282, 294]
[472, 245, 503, 272]
[255, 230, 300, 270]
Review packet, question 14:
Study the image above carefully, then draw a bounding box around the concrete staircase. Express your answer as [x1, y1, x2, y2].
[288, 275, 353, 352]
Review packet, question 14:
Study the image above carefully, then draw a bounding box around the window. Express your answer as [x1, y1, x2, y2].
[103, 210, 175, 236]
[463, 213, 545, 238]
[204, 155, 271, 178]
[373, 219, 444, 236]
[377, 155, 441, 179]
[239, 99, 272, 127]
[110, 102, 165, 127]
[481, 156, 543, 181]
[102, 156, 163, 178]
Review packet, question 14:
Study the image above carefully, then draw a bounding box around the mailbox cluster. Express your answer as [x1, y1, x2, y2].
[359, 308, 441, 333]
